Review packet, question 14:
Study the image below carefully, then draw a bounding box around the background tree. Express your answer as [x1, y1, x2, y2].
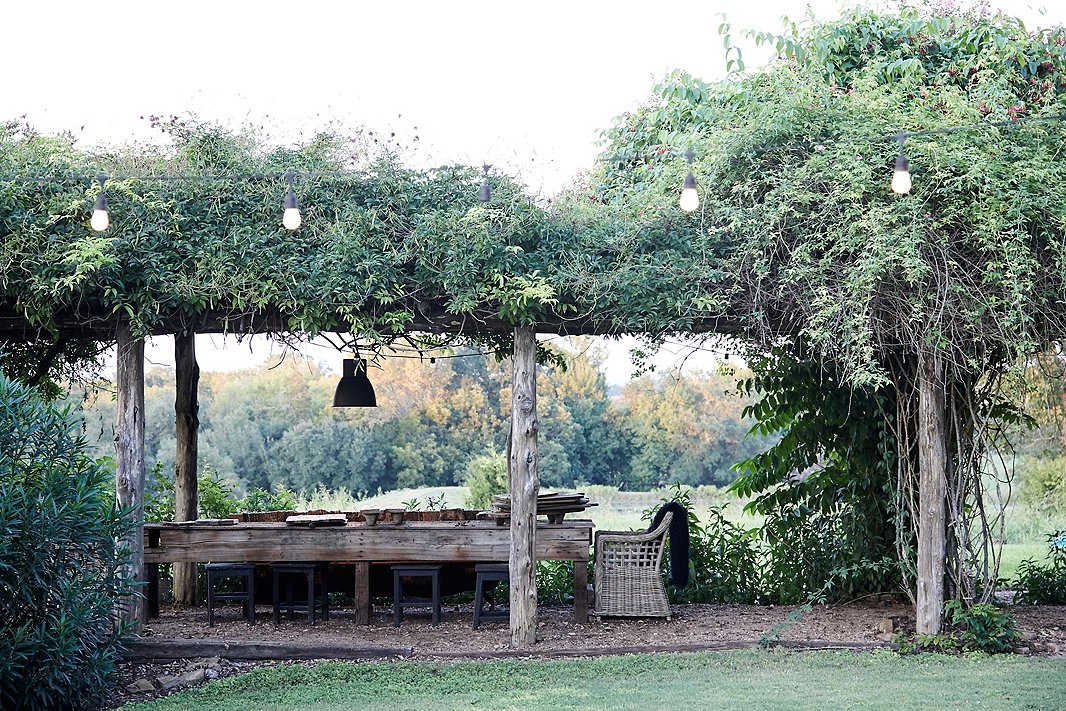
[71, 348, 766, 497]
[623, 368, 765, 488]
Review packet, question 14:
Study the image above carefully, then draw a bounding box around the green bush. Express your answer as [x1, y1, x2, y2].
[198, 467, 239, 518]
[1013, 531, 1066, 604]
[1018, 457, 1066, 513]
[241, 485, 298, 513]
[649, 486, 763, 604]
[536, 560, 575, 606]
[0, 373, 135, 709]
[148, 464, 299, 521]
[943, 600, 1020, 654]
[464, 451, 508, 510]
[144, 461, 175, 523]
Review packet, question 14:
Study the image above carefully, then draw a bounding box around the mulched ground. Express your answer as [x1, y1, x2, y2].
[106, 601, 1066, 709]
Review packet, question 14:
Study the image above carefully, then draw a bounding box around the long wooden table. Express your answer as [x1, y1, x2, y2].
[144, 520, 593, 623]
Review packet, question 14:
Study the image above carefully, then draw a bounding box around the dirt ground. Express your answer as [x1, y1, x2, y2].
[107, 601, 1066, 708]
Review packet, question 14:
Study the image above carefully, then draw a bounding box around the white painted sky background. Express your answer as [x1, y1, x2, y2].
[6, 0, 1064, 382]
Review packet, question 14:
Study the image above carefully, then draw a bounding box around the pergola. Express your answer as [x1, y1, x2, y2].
[3, 104, 1038, 640]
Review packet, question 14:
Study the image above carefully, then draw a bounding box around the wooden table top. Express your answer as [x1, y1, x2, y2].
[144, 518, 593, 564]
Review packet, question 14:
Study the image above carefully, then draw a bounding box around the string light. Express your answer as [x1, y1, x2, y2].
[282, 170, 301, 230]
[891, 132, 912, 195]
[680, 149, 699, 213]
[479, 164, 491, 202]
[90, 174, 109, 231]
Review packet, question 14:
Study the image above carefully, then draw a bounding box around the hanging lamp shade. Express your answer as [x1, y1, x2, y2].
[333, 358, 377, 407]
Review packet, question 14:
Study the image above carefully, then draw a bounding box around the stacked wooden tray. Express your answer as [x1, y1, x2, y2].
[490, 491, 597, 523]
[284, 513, 348, 528]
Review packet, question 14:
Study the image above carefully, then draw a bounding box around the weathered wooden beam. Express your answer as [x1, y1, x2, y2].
[509, 326, 539, 646]
[0, 302, 757, 340]
[173, 331, 199, 605]
[354, 561, 371, 625]
[115, 321, 147, 625]
[916, 349, 948, 635]
[125, 639, 412, 661]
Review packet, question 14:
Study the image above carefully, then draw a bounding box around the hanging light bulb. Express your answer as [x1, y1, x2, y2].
[90, 174, 109, 231]
[680, 149, 699, 212]
[479, 164, 492, 202]
[891, 133, 912, 195]
[282, 170, 302, 229]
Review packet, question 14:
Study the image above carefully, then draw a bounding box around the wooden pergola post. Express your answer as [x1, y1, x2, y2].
[115, 321, 147, 625]
[916, 349, 948, 635]
[509, 327, 539, 646]
[173, 330, 200, 605]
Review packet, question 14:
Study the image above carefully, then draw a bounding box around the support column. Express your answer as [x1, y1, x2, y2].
[173, 331, 200, 605]
[115, 321, 147, 625]
[916, 349, 948, 635]
[509, 327, 539, 646]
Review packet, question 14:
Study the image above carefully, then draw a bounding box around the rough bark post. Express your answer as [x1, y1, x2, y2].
[916, 349, 948, 635]
[173, 331, 200, 605]
[115, 321, 147, 625]
[509, 327, 539, 646]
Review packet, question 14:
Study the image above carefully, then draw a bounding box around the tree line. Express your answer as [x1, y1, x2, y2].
[74, 343, 770, 497]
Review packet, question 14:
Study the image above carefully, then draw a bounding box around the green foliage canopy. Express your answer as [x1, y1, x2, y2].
[3, 7, 1066, 389]
[0, 114, 728, 391]
[595, 5, 1066, 383]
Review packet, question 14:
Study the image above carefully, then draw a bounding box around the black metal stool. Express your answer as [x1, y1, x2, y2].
[272, 562, 329, 625]
[473, 563, 509, 628]
[392, 564, 443, 626]
[206, 562, 256, 626]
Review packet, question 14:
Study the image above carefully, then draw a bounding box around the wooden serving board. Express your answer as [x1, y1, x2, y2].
[164, 518, 237, 527]
[284, 514, 348, 527]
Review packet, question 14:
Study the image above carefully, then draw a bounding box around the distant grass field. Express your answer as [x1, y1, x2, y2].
[349, 483, 754, 529]
[120, 650, 1066, 711]
[1000, 542, 1050, 581]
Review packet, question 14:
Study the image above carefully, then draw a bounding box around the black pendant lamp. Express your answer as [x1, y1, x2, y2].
[333, 358, 377, 407]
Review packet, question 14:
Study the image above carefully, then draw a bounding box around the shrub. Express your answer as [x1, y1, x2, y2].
[943, 600, 1020, 654]
[647, 485, 763, 604]
[464, 451, 508, 510]
[0, 373, 135, 710]
[536, 560, 575, 606]
[1017, 457, 1066, 513]
[144, 461, 175, 523]
[241, 485, 298, 513]
[148, 464, 299, 520]
[893, 601, 1020, 656]
[1013, 530, 1066, 604]
[198, 466, 239, 518]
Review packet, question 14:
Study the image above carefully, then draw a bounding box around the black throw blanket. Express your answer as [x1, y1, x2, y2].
[648, 501, 690, 588]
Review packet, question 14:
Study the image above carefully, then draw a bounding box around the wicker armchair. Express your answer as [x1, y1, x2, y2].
[592, 511, 673, 618]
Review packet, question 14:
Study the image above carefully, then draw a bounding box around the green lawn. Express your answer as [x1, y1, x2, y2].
[121, 650, 1066, 711]
[1000, 542, 1050, 581]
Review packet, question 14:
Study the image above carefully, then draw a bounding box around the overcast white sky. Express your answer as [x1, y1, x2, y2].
[6, 0, 1063, 382]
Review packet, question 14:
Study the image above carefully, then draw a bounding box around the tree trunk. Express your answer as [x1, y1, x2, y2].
[509, 327, 539, 646]
[115, 321, 147, 625]
[173, 331, 200, 605]
[916, 349, 948, 635]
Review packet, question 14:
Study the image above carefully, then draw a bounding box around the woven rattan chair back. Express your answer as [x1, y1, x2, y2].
[592, 511, 673, 618]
